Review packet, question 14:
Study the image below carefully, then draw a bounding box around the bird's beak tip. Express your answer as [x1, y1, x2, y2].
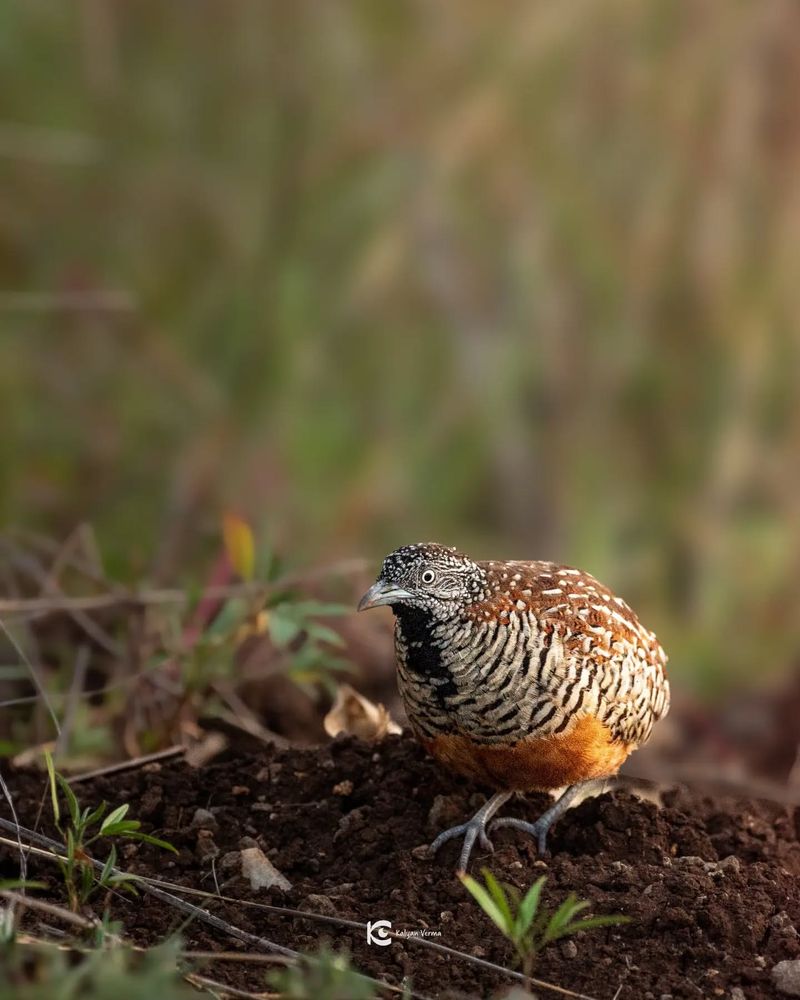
[357, 581, 411, 612]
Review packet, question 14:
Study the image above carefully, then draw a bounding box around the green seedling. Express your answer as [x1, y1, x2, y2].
[460, 869, 630, 979]
[44, 752, 176, 911]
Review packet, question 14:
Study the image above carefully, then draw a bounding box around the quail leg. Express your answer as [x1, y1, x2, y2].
[489, 780, 604, 855]
[428, 791, 512, 873]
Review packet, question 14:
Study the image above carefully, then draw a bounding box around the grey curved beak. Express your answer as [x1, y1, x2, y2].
[357, 580, 412, 611]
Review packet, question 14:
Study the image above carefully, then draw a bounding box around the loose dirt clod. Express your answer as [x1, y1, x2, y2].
[2, 734, 799, 999]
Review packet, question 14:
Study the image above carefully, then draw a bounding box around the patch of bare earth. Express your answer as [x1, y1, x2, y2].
[2, 734, 799, 999]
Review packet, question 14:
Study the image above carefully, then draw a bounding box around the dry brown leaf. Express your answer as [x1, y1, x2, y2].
[323, 683, 401, 741]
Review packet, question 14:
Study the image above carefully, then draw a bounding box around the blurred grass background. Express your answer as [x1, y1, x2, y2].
[2, 0, 800, 698]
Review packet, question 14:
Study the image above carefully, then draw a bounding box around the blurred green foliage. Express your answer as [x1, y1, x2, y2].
[2, 1, 799, 693]
[268, 947, 378, 1000]
[0, 938, 197, 1000]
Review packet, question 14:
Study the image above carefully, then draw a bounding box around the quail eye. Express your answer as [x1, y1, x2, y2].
[421, 569, 436, 585]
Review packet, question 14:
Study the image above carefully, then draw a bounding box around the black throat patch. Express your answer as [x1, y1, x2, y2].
[393, 605, 458, 703]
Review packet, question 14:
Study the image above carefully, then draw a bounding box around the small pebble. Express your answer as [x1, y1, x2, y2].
[195, 829, 219, 861]
[559, 939, 578, 959]
[333, 780, 354, 796]
[427, 794, 461, 829]
[191, 808, 218, 831]
[241, 846, 292, 892]
[773, 959, 800, 997]
[771, 912, 798, 936]
[219, 851, 241, 873]
[302, 893, 337, 916]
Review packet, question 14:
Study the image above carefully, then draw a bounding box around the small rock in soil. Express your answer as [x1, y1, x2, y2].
[559, 939, 578, 959]
[302, 893, 337, 916]
[195, 829, 219, 861]
[191, 807, 218, 831]
[773, 960, 800, 997]
[140, 785, 163, 816]
[241, 845, 292, 892]
[219, 851, 241, 873]
[427, 794, 462, 830]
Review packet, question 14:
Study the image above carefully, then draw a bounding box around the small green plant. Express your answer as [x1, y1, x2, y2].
[44, 752, 176, 911]
[184, 515, 353, 694]
[267, 947, 377, 1000]
[460, 869, 630, 979]
[0, 936, 197, 1000]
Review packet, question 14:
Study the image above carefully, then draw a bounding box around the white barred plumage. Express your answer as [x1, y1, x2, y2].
[358, 542, 670, 870]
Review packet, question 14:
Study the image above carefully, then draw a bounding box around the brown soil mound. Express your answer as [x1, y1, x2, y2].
[2, 735, 799, 999]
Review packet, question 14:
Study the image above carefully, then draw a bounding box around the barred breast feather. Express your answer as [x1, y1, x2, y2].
[395, 560, 669, 788]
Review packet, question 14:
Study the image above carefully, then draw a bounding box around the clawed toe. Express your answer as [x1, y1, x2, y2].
[424, 791, 512, 872]
[490, 816, 549, 855]
[428, 820, 495, 872]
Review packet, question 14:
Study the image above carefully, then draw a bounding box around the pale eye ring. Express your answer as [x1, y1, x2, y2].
[421, 569, 436, 585]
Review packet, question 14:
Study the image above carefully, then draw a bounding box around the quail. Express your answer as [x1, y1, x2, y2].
[358, 542, 669, 871]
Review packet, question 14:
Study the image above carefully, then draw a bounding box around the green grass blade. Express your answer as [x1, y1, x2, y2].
[56, 773, 80, 828]
[558, 914, 632, 939]
[0, 879, 46, 891]
[542, 895, 589, 944]
[100, 820, 141, 837]
[480, 869, 515, 932]
[128, 832, 178, 853]
[83, 801, 108, 830]
[99, 844, 117, 885]
[516, 875, 546, 937]
[65, 826, 76, 864]
[100, 803, 129, 833]
[459, 873, 511, 936]
[44, 751, 59, 824]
